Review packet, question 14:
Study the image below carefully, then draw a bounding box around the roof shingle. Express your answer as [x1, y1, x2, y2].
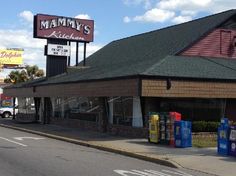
[6, 9, 236, 88]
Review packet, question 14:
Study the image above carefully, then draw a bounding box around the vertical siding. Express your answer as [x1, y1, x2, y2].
[46, 39, 67, 77]
[181, 29, 236, 58]
[46, 57, 67, 77]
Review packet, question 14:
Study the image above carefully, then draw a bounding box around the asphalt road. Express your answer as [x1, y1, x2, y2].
[0, 126, 214, 176]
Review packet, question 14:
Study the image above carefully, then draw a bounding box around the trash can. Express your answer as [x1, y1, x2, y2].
[148, 114, 160, 143]
[229, 126, 236, 157]
[217, 118, 229, 156]
[174, 121, 192, 148]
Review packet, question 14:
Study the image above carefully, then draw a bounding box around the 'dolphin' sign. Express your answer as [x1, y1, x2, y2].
[34, 14, 94, 42]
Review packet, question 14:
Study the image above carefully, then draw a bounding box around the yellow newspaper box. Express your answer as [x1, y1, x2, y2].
[149, 114, 160, 143]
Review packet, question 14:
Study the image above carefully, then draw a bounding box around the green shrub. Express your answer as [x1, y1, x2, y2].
[192, 121, 220, 132]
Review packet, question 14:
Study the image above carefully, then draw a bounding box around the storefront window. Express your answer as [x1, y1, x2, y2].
[112, 97, 133, 126]
[51, 97, 101, 122]
[18, 97, 35, 114]
[158, 98, 224, 121]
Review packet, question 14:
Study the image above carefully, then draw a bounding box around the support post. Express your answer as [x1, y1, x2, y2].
[99, 97, 108, 133]
[67, 41, 71, 66]
[108, 98, 113, 124]
[76, 42, 79, 66]
[43, 97, 52, 124]
[132, 96, 143, 127]
[34, 97, 41, 122]
[83, 42, 87, 66]
[12, 97, 16, 120]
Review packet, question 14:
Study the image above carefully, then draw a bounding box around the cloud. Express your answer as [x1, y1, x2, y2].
[75, 13, 100, 37]
[157, 0, 212, 11]
[69, 43, 103, 66]
[0, 29, 46, 70]
[75, 14, 91, 20]
[0, 29, 45, 49]
[0, 12, 103, 78]
[172, 15, 192, 24]
[123, 16, 131, 23]
[123, 0, 152, 9]
[208, 0, 236, 13]
[18, 10, 34, 23]
[132, 8, 175, 23]
[0, 28, 103, 76]
[0, 29, 46, 49]
[180, 10, 197, 16]
[123, 0, 236, 24]
[156, 0, 236, 13]
[22, 48, 45, 67]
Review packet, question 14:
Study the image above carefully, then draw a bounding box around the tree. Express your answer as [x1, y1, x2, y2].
[4, 65, 44, 84]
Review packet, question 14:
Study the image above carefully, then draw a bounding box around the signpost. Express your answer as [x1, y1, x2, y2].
[46, 44, 70, 57]
[33, 13, 94, 77]
[33, 13, 95, 124]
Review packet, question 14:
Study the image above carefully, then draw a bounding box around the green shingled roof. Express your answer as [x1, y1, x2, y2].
[6, 9, 236, 88]
[144, 55, 236, 80]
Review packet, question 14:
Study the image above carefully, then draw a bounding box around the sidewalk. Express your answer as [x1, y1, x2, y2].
[0, 118, 235, 176]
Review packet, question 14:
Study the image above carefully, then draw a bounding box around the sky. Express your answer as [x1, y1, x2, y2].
[0, 0, 236, 78]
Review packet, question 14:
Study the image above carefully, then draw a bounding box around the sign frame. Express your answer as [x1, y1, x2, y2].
[46, 44, 71, 57]
[0, 49, 23, 65]
[34, 14, 94, 42]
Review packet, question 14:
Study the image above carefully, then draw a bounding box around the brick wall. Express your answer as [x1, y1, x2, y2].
[51, 118, 148, 138]
[15, 113, 36, 123]
[142, 79, 236, 98]
[51, 118, 100, 131]
[107, 124, 148, 138]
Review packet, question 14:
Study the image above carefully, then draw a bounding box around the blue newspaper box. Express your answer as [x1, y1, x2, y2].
[217, 118, 230, 155]
[174, 121, 192, 148]
[217, 126, 229, 155]
[229, 126, 236, 157]
[220, 118, 229, 128]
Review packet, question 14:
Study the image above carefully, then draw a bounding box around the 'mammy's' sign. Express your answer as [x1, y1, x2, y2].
[34, 14, 94, 42]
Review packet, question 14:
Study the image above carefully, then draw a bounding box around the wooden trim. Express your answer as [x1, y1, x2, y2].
[7, 77, 236, 99]
[4, 87, 34, 97]
[4, 78, 140, 97]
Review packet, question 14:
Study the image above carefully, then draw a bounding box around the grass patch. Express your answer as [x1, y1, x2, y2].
[192, 134, 217, 148]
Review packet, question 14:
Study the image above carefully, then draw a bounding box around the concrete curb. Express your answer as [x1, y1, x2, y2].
[0, 123, 180, 168]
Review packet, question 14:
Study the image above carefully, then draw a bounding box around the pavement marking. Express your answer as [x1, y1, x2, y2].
[162, 170, 193, 176]
[0, 137, 27, 147]
[144, 170, 172, 176]
[114, 170, 144, 176]
[133, 169, 171, 176]
[14, 137, 45, 141]
[114, 169, 194, 176]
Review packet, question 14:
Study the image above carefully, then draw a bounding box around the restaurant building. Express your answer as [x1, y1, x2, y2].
[4, 10, 236, 137]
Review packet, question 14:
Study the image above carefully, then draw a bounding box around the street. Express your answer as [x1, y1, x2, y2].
[0, 126, 213, 176]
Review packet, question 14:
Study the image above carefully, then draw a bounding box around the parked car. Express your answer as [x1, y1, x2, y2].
[0, 106, 18, 118]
